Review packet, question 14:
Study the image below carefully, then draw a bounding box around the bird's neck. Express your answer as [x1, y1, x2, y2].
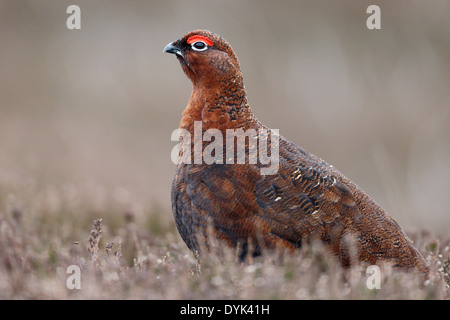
[180, 80, 258, 133]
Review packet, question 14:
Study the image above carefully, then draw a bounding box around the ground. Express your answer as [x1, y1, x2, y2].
[0, 181, 448, 300]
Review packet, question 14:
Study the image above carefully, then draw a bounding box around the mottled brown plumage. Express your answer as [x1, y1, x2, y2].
[164, 30, 428, 273]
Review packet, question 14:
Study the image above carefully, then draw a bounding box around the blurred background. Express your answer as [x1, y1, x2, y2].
[0, 0, 449, 233]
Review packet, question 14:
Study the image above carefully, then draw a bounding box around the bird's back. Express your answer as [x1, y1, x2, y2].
[172, 128, 429, 273]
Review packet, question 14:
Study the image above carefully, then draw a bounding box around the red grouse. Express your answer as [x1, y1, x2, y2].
[164, 30, 428, 273]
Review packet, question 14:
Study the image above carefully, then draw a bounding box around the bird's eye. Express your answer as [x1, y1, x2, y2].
[191, 41, 208, 52]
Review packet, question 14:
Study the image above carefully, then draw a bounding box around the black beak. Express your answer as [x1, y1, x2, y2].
[163, 41, 184, 58]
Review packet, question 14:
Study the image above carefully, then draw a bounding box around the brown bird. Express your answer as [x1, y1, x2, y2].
[164, 30, 428, 273]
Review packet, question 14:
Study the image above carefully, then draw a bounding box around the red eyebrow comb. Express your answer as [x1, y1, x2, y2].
[187, 35, 214, 46]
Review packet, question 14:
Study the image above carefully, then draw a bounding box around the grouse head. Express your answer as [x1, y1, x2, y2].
[164, 30, 243, 90]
